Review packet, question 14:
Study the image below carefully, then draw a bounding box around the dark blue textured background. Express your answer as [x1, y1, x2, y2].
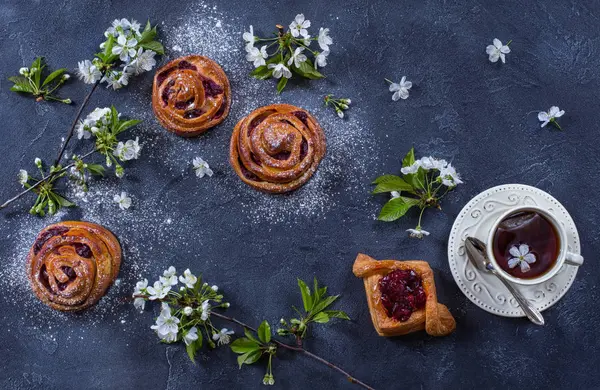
[1, 1, 599, 389]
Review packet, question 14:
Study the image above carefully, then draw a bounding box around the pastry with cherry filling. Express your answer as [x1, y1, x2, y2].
[352, 253, 456, 337]
[26, 221, 121, 312]
[152, 55, 231, 137]
[230, 104, 326, 193]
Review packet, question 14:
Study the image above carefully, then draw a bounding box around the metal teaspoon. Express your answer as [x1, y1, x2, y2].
[465, 237, 545, 326]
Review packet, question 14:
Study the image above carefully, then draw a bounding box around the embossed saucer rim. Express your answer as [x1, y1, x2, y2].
[447, 184, 580, 318]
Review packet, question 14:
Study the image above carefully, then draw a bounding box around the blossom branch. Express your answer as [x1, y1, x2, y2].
[209, 311, 374, 390]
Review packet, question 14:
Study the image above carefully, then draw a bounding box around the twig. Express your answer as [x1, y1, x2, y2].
[209, 311, 375, 390]
[0, 149, 97, 210]
[55, 76, 102, 164]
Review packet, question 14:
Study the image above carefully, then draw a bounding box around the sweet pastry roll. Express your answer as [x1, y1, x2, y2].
[152, 55, 231, 137]
[230, 104, 326, 193]
[26, 221, 121, 312]
[352, 253, 456, 337]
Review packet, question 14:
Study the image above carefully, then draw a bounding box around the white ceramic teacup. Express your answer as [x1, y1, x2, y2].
[486, 206, 583, 285]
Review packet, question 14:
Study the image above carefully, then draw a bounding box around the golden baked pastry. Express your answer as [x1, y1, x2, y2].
[26, 221, 121, 311]
[152, 55, 231, 137]
[230, 104, 326, 193]
[352, 253, 456, 337]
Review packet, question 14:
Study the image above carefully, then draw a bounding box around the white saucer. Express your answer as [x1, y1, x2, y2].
[447, 184, 580, 317]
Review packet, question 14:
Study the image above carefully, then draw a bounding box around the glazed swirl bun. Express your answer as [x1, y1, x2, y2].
[230, 104, 326, 193]
[152, 55, 231, 137]
[26, 221, 121, 312]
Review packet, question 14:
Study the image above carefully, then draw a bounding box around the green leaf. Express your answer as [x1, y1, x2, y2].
[116, 119, 142, 134]
[230, 338, 260, 354]
[312, 312, 330, 323]
[42, 68, 66, 87]
[85, 164, 105, 176]
[404, 167, 426, 190]
[140, 41, 164, 55]
[378, 197, 419, 222]
[311, 294, 339, 314]
[53, 193, 75, 208]
[244, 328, 261, 344]
[257, 321, 271, 344]
[138, 21, 157, 44]
[31, 57, 43, 88]
[237, 349, 263, 368]
[312, 278, 326, 303]
[402, 147, 416, 168]
[276, 77, 288, 94]
[185, 332, 203, 363]
[292, 59, 324, 80]
[297, 279, 313, 312]
[372, 174, 403, 185]
[110, 106, 119, 132]
[372, 176, 413, 194]
[323, 310, 350, 320]
[250, 65, 273, 80]
[9, 76, 34, 93]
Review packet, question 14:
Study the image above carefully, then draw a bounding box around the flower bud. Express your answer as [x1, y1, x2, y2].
[183, 306, 193, 316]
[19, 67, 29, 76]
[34, 158, 42, 168]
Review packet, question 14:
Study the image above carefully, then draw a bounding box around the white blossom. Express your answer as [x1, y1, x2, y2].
[128, 48, 157, 75]
[318, 27, 333, 51]
[287, 47, 307, 68]
[114, 137, 141, 161]
[146, 281, 171, 300]
[112, 35, 139, 62]
[538, 106, 565, 128]
[192, 157, 214, 178]
[407, 228, 430, 239]
[401, 156, 446, 175]
[87, 107, 112, 123]
[183, 327, 199, 345]
[211, 285, 218, 292]
[160, 266, 178, 286]
[337, 110, 344, 119]
[439, 163, 463, 187]
[246, 45, 268, 68]
[34, 158, 42, 168]
[113, 191, 132, 210]
[200, 300, 210, 321]
[212, 328, 234, 346]
[133, 279, 148, 311]
[268, 63, 292, 79]
[19, 67, 29, 76]
[486, 38, 510, 63]
[289, 14, 311, 38]
[18, 169, 28, 186]
[315, 50, 329, 69]
[183, 306, 194, 316]
[76, 60, 102, 84]
[179, 269, 197, 288]
[389, 76, 412, 101]
[151, 303, 179, 342]
[508, 244, 536, 272]
[243, 25, 256, 51]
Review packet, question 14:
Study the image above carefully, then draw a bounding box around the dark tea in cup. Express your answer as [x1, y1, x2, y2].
[492, 210, 560, 279]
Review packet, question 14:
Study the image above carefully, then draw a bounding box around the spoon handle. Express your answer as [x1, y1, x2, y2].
[492, 269, 545, 326]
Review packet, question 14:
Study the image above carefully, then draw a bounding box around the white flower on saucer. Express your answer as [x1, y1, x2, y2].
[538, 106, 565, 129]
[486, 38, 511, 63]
[183, 327, 199, 345]
[192, 157, 213, 178]
[212, 328, 234, 346]
[179, 268, 197, 288]
[388, 76, 412, 101]
[407, 227, 430, 239]
[508, 244, 536, 272]
[246, 45, 268, 68]
[146, 281, 171, 300]
[114, 191, 131, 210]
[289, 14, 310, 38]
[268, 63, 292, 79]
[160, 266, 178, 286]
[151, 303, 179, 342]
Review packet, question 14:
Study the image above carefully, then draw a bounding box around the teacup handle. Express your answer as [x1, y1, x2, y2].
[565, 252, 584, 266]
